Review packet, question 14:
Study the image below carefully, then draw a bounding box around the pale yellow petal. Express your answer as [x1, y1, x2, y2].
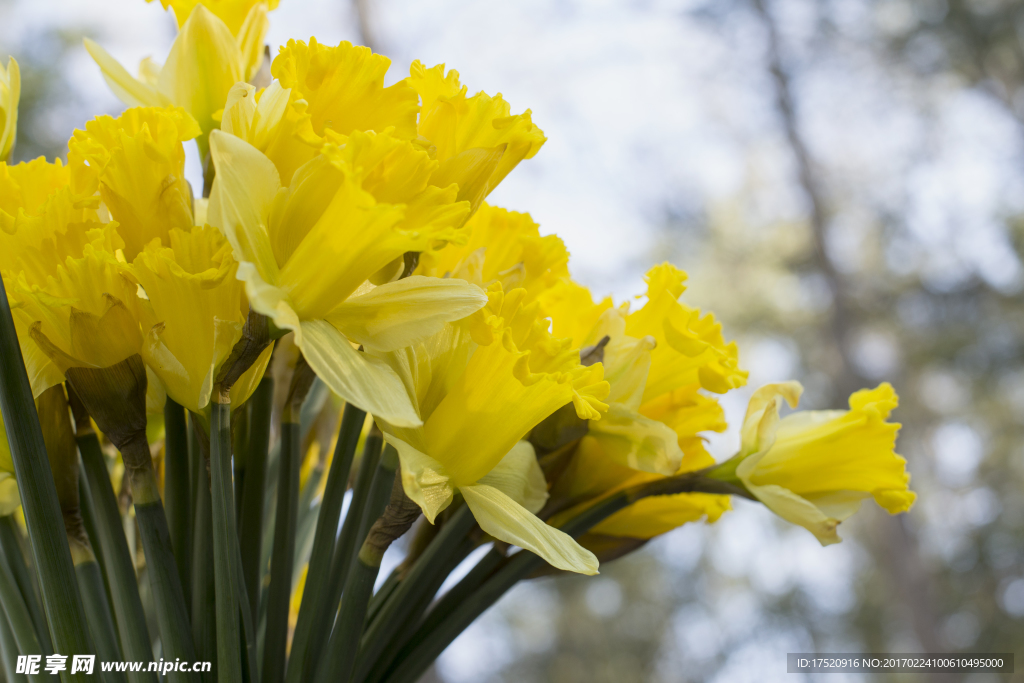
[207, 129, 281, 281]
[476, 440, 547, 514]
[745, 482, 842, 546]
[326, 276, 487, 352]
[461, 483, 598, 575]
[738, 381, 802, 457]
[381, 432, 453, 523]
[158, 5, 245, 139]
[83, 39, 168, 109]
[297, 319, 421, 428]
[585, 402, 683, 476]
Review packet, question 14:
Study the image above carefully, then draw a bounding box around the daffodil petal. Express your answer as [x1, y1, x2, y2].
[297, 319, 421, 428]
[585, 402, 683, 476]
[738, 381, 802, 458]
[745, 482, 842, 546]
[381, 432, 453, 523]
[326, 276, 487, 352]
[158, 5, 246, 137]
[83, 39, 168, 108]
[208, 129, 281, 282]
[460, 483, 598, 575]
[476, 440, 547, 514]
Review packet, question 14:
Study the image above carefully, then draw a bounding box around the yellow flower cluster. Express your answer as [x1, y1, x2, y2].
[0, 0, 916, 580]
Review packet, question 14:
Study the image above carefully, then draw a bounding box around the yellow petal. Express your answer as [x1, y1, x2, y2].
[421, 285, 608, 486]
[83, 39, 168, 109]
[272, 38, 419, 140]
[326, 276, 487, 352]
[68, 106, 199, 259]
[585, 402, 683, 476]
[158, 5, 246, 141]
[297, 319, 421, 428]
[410, 62, 546, 205]
[207, 129, 281, 282]
[746, 482, 842, 546]
[1, 57, 21, 162]
[738, 381, 803, 458]
[476, 440, 548, 514]
[590, 492, 730, 539]
[461, 483, 598, 575]
[381, 432, 453, 523]
[625, 263, 748, 398]
[131, 226, 249, 412]
[417, 204, 569, 302]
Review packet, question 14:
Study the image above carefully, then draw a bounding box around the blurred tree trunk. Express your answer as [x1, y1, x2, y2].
[751, 0, 950, 667]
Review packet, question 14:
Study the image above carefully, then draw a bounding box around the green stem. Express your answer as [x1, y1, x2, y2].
[210, 401, 242, 683]
[382, 492, 635, 683]
[237, 378, 273, 622]
[261, 422, 300, 683]
[134, 494, 198, 681]
[230, 529, 258, 683]
[359, 534, 476, 683]
[353, 505, 476, 683]
[232, 402, 250, 526]
[190, 438, 216, 683]
[78, 472, 111, 608]
[296, 431, 383, 683]
[163, 399, 191, 607]
[314, 445, 401, 683]
[0, 597, 27, 683]
[0, 542, 44, 682]
[364, 567, 399, 629]
[0, 517, 51, 657]
[284, 404, 364, 683]
[0, 279, 93, 680]
[74, 560, 125, 682]
[77, 436, 156, 683]
[312, 550, 380, 683]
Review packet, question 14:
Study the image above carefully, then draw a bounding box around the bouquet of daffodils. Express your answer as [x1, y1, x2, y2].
[0, 2, 916, 682]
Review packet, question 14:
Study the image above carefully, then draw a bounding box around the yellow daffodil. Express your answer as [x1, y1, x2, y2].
[0, 155, 122, 395]
[207, 124, 488, 425]
[68, 107, 199, 260]
[723, 381, 915, 545]
[0, 409, 22, 516]
[128, 225, 273, 413]
[540, 265, 747, 551]
[544, 264, 746, 477]
[84, 1, 272, 156]
[409, 62, 547, 214]
[372, 283, 609, 574]
[1, 57, 19, 162]
[416, 203, 569, 302]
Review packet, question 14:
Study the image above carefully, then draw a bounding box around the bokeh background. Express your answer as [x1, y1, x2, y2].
[3, 0, 1023, 680]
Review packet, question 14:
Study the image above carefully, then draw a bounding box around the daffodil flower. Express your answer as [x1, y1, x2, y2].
[544, 263, 747, 477]
[0, 56, 19, 162]
[372, 284, 609, 574]
[1, 157, 111, 395]
[206, 126, 489, 426]
[128, 225, 273, 413]
[728, 381, 916, 545]
[409, 63, 547, 214]
[84, 0, 272, 156]
[416, 203, 569, 302]
[68, 107, 200, 260]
